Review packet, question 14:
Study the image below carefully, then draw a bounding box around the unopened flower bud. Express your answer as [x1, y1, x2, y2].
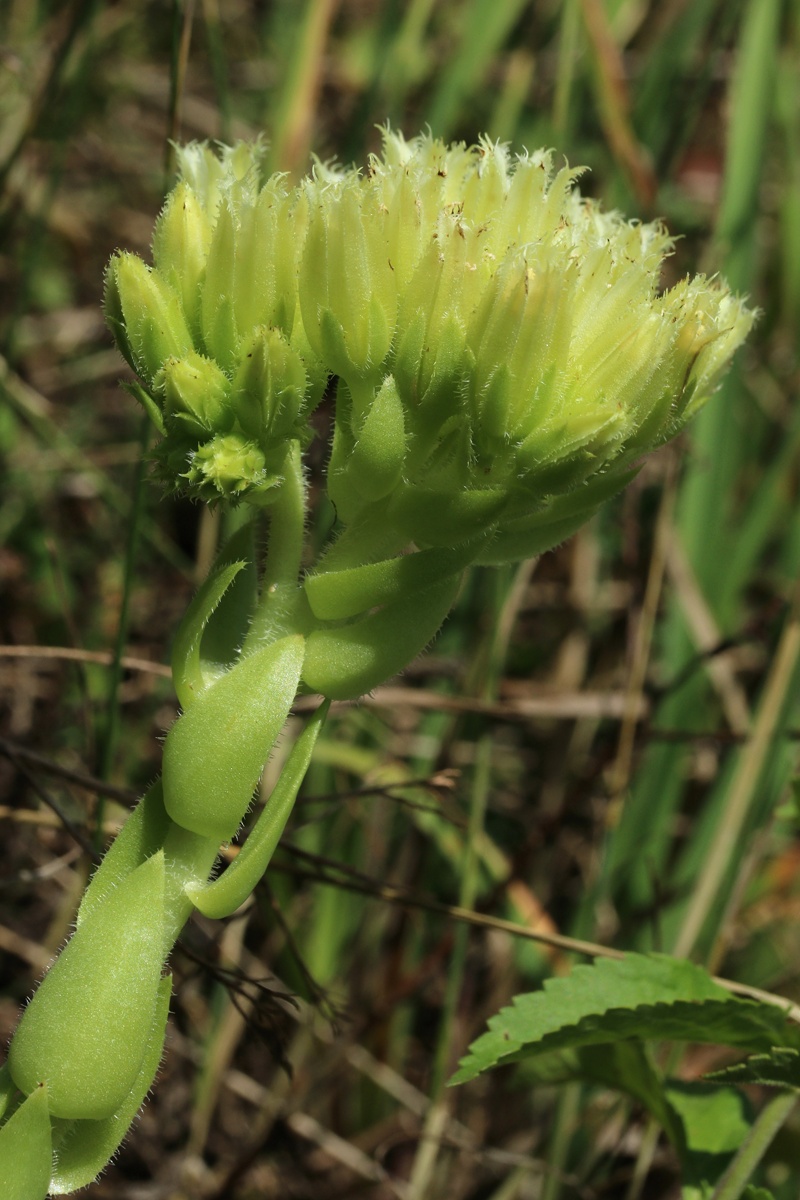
[299, 177, 396, 390]
[233, 327, 307, 444]
[161, 351, 233, 436]
[105, 252, 193, 385]
[152, 181, 212, 342]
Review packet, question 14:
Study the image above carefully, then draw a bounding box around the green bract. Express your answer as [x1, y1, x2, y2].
[105, 130, 753, 555]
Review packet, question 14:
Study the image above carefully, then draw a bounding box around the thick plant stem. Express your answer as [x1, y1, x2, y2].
[242, 442, 308, 653]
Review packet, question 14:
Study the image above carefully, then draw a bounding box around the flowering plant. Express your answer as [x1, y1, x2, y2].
[0, 131, 752, 1196]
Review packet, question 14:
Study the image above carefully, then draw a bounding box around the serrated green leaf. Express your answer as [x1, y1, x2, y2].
[706, 1047, 800, 1090]
[450, 954, 799, 1085]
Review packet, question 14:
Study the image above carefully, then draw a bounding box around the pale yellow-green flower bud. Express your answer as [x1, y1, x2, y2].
[105, 252, 193, 385]
[152, 181, 211, 343]
[200, 197, 239, 370]
[232, 181, 299, 340]
[233, 327, 307, 444]
[299, 176, 396, 400]
[160, 351, 233, 436]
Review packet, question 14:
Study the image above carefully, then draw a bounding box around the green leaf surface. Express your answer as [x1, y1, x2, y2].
[519, 1039, 685, 1148]
[187, 699, 330, 917]
[170, 520, 258, 708]
[77, 780, 170, 927]
[302, 575, 460, 700]
[450, 954, 799, 1085]
[0, 1063, 18, 1123]
[162, 634, 305, 840]
[9, 853, 166, 1121]
[706, 1047, 800, 1090]
[668, 1082, 752, 1200]
[0, 1084, 52, 1200]
[171, 559, 246, 707]
[305, 537, 484, 621]
[48, 975, 172, 1194]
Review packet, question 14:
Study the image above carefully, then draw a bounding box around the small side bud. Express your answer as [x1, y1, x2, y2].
[183, 433, 278, 504]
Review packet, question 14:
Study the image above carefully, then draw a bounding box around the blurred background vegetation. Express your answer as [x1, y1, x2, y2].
[1, 0, 800, 1196]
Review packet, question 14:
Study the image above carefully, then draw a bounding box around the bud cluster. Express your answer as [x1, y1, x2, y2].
[106, 131, 753, 550]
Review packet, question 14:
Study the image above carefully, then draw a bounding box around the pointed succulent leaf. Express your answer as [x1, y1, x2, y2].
[162, 634, 305, 841]
[0, 1083, 52, 1200]
[77, 781, 170, 927]
[387, 485, 508, 546]
[302, 575, 461, 700]
[194, 524, 259, 679]
[187, 700, 330, 917]
[171, 559, 248, 708]
[9, 853, 166, 1120]
[48, 975, 172, 1194]
[305, 537, 486, 621]
[477, 469, 639, 565]
[346, 375, 406, 503]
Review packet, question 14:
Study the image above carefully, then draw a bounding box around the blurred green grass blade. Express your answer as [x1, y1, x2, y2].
[718, 404, 800, 614]
[552, 0, 581, 137]
[775, 45, 800, 324]
[488, 48, 535, 143]
[267, 0, 337, 174]
[95, 415, 149, 812]
[632, 0, 736, 172]
[0, 355, 192, 575]
[579, 0, 657, 208]
[717, 0, 782, 250]
[426, 0, 530, 136]
[201, 0, 232, 141]
[670, 603, 800, 961]
[679, 0, 781, 595]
